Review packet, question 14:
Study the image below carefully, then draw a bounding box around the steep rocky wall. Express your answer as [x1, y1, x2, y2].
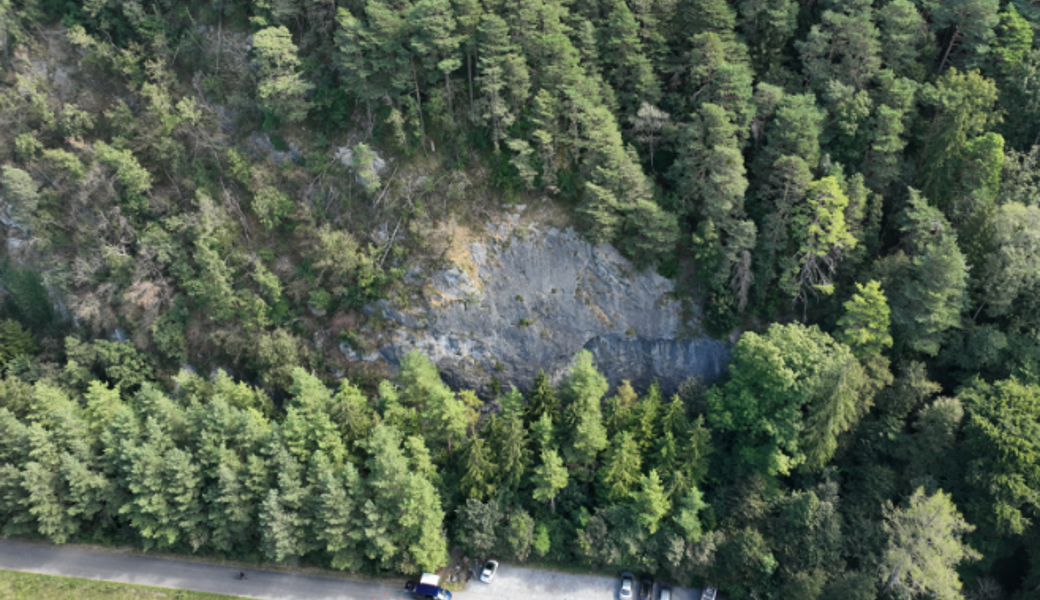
[341, 213, 731, 395]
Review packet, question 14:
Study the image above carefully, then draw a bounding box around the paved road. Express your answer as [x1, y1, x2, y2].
[0, 539, 703, 600]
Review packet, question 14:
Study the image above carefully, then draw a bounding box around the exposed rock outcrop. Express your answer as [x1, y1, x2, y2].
[341, 217, 731, 395]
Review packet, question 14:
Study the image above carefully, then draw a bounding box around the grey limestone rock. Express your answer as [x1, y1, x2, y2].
[344, 223, 731, 395]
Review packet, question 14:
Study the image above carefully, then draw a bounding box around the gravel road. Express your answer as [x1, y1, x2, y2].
[461, 563, 703, 600]
[0, 539, 704, 600]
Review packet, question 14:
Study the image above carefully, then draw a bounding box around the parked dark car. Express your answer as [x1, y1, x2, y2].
[639, 577, 653, 600]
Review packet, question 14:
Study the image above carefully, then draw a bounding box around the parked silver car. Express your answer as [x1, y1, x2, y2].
[619, 572, 635, 600]
[479, 560, 499, 583]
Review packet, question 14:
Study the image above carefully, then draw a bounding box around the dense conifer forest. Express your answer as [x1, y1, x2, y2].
[1, 0, 1040, 598]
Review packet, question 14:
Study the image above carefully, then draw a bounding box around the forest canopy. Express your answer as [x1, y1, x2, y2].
[1, 0, 1040, 598]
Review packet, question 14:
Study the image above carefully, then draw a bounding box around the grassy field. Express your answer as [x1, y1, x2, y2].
[0, 570, 245, 600]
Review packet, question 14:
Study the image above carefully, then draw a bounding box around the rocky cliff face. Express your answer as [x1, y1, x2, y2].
[341, 213, 731, 395]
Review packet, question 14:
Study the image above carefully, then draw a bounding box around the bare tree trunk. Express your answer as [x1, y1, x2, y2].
[445, 72, 453, 113]
[413, 66, 427, 151]
[467, 52, 475, 114]
[938, 28, 959, 73]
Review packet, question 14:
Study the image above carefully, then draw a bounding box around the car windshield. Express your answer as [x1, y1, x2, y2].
[484, 562, 494, 570]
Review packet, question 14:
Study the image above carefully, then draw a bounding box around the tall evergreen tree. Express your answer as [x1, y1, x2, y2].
[598, 0, 659, 118]
[252, 26, 313, 124]
[597, 432, 643, 504]
[880, 488, 980, 599]
[560, 351, 609, 471]
[532, 449, 568, 511]
[525, 369, 559, 423]
[633, 469, 670, 534]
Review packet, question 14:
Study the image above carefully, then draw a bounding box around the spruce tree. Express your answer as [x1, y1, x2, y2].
[459, 437, 496, 500]
[597, 431, 643, 504]
[252, 26, 313, 124]
[532, 449, 568, 511]
[633, 470, 670, 534]
[525, 369, 559, 423]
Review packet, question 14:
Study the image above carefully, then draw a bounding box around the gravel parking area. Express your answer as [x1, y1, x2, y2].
[458, 563, 703, 600]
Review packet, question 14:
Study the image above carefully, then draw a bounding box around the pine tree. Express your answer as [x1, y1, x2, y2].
[328, 379, 376, 452]
[621, 198, 680, 266]
[578, 183, 623, 244]
[991, 4, 1032, 75]
[738, 0, 799, 77]
[560, 351, 609, 470]
[206, 456, 254, 554]
[863, 72, 917, 194]
[764, 93, 825, 168]
[163, 447, 206, 551]
[683, 33, 755, 135]
[252, 26, 313, 124]
[119, 419, 181, 549]
[459, 437, 496, 500]
[363, 423, 448, 572]
[918, 68, 1000, 205]
[597, 432, 643, 504]
[497, 386, 524, 420]
[784, 176, 857, 308]
[880, 488, 980, 599]
[598, 0, 659, 118]
[334, 8, 383, 120]
[932, 0, 1000, 72]
[677, 0, 737, 40]
[881, 190, 969, 356]
[631, 381, 663, 452]
[877, 0, 934, 81]
[258, 445, 310, 561]
[525, 369, 559, 423]
[399, 472, 449, 572]
[530, 89, 559, 189]
[0, 165, 39, 225]
[633, 470, 670, 534]
[451, 0, 482, 110]
[532, 449, 568, 511]
[260, 488, 305, 562]
[21, 457, 77, 543]
[409, 0, 462, 112]
[59, 452, 108, 533]
[476, 14, 515, 151]
[490, 414, 530, 490]
[530, 412, 556, 454]
[603, 380, 638, 438]
[796, 0, 881, 91]
[669, 103, 748, 220]
[313, 460, 364, 571]
[672, 485, 708, 542]
[837, 281, 893, 360]
[455, 498, 501, 555]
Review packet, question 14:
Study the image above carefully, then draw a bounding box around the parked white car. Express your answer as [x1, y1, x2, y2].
[479, 560, 499, 583]
[620, 572, 635, 600]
